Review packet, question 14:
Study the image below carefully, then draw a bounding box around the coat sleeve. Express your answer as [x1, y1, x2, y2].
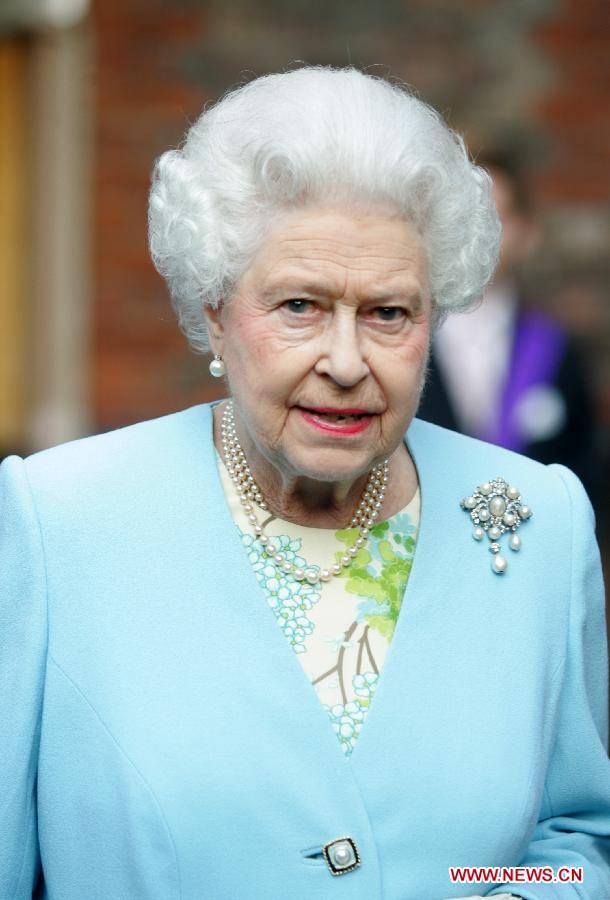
[0, 456, 47, 897]
[488, 464, 610, 899]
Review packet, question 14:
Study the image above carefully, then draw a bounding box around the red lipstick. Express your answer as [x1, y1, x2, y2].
[297, 407, 374, 435]
[307, 407, 370, 415]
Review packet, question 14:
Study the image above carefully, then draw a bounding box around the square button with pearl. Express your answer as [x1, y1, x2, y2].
[322, 835, 361, 875]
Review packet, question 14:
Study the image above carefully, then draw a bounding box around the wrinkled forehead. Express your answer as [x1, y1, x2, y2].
[238, 205, 430, 301]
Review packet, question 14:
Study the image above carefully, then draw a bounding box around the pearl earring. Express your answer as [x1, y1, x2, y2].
[209, 354, 226, 378]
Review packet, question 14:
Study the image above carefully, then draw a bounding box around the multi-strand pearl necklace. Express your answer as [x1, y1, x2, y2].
[220, 399, 389, 587]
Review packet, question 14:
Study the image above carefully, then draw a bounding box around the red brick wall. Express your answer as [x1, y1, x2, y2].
[533, 0, 610, 423]
[535, 0, 610, 204]
[93, 1, 216, 431]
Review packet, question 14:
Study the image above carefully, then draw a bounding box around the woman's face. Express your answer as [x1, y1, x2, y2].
[205, 205, 432, 484]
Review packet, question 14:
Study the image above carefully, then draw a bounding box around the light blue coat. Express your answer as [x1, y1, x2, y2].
[1, 400, 609, 899]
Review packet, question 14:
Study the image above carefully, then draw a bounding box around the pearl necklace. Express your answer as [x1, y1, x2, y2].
[220, 399, 390, 587]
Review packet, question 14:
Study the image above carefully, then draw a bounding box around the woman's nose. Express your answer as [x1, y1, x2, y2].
[313, 314, 370, 387]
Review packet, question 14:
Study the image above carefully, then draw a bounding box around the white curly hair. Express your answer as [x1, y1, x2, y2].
[148, 65, 501, 355]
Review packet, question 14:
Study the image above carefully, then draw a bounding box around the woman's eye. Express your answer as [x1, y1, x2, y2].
[283, 299, 313, 314]
[374, 306, 406, 322]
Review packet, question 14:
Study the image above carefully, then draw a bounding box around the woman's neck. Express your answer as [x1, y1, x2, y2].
[212, 402, 418, 529]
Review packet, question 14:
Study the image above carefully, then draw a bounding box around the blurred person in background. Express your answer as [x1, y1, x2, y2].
[417, 150, 601, 502]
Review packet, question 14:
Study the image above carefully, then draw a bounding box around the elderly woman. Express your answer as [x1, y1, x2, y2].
[2, 66, 609, 900]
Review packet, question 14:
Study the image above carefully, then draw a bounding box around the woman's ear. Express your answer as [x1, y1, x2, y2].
[203, 304, 225, 356]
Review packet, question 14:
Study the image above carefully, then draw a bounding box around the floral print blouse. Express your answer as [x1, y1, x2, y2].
[215, 449, 420, 757]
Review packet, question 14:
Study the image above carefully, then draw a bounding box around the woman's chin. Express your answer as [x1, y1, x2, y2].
[281, 443, 377, 484]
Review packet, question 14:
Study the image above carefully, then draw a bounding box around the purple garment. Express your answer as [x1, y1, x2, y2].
[480, 311, 566, 453]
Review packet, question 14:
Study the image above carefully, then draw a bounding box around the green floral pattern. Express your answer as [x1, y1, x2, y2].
[334, 513, 417, 642]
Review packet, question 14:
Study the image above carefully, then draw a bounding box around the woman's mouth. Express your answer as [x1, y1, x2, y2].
[297, 407, 374, 434]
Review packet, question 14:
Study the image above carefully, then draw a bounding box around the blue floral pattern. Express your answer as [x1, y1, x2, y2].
[240, 532, 321, 653]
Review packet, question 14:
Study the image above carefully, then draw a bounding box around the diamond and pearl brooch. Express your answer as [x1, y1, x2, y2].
[461, 477, 532, 574]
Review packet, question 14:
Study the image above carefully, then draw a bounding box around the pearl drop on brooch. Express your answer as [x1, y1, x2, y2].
[491, 554, 508, 574]
[509, 534, 522, 552]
